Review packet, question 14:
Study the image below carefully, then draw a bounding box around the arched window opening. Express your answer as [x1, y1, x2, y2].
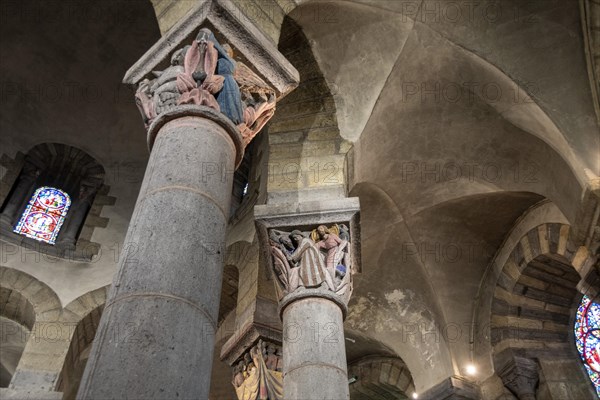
[0, 143, 111, 260]
[575, 295, 600, 396]
[13, 187, 71, 245]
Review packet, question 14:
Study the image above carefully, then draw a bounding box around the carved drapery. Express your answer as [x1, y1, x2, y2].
[268, 224, 354, 305]
[134, 28, 276, 147]
[232, 339, 283, 400]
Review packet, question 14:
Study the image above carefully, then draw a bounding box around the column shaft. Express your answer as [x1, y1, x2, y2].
[78, 113, 237, 399]
[282, 297, 349, 400]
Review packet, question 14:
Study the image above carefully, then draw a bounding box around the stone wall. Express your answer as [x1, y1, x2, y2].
[266, 17, 348, 203]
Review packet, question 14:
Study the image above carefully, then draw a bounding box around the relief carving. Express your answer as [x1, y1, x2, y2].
[135, 28, 276, 147]
[269, 224, 353, 303]
[232, 339, 283, 400]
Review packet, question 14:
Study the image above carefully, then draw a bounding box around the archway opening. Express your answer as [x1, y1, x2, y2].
[0, 287, 35, 388]
[56, 305, 103, 400]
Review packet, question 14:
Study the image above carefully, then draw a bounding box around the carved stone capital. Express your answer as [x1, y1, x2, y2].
[124, 0, 298, 150]
[495, 351, 539, 400]
[133, 27, 280, 149]
[419, 376, 481, 400]
[229, 338, 283, 400]
[254, 198, 361, 311]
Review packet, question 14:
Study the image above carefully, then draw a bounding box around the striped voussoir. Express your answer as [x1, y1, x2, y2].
[491, 223, 599, 360]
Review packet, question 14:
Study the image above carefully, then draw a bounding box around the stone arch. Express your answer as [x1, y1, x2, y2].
[489, 223, 599, 397]
[0, 266, 62, 320]
[57, 286, 109, 399]
[348, 356, 416, 399]
[0, 143, 114, 261]
[0, 266, 62, 388]
[492, 223, 597, 309]
[62, 286, 108, 324]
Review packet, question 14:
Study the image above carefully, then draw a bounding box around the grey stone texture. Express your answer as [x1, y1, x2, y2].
[123, 0, 299, 99]
[2, 0, 600, 398]
[77, 107, 241, 399]
[282, 295, 349, 400]
[0, 388, 62, 400]
[255, 199, 360, 398]
[419, 375, 481, 400]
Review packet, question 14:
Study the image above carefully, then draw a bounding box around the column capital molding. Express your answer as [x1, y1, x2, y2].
[495, 350, 539, 400]
[220, 319, 282, 367]
[254, 198, 361, 311]
[124, 0, 299, 147]
[278, 287, 349, 320]
[131, 24, 296, 148]
[123, 0, 298, 97]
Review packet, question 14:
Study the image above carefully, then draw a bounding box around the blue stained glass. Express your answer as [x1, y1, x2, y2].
[13, 187, 71, 245]
[575, 295, 600, 397]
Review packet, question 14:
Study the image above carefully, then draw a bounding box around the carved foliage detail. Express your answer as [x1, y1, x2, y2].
[232, 339, 283, 400]
[135, 28, 276, 147]
[268, 224, 353, 303]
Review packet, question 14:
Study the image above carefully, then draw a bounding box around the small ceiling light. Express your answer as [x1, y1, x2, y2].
[412, 393, 419, 399]
[348, 376, 358, 385]
[465, 363, 477, 376]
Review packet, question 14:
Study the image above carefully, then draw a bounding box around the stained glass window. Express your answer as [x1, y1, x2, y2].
[13, 187, 71, 245]
[575, 295, 600, 397]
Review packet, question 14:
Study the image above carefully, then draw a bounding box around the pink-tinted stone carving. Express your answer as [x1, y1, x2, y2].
[269, 224, 354, 303]
[134, 28, 277, 148]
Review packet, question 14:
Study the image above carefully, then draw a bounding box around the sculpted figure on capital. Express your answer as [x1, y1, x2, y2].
[231, 340, 283, 400]
[268, 224, 353, 302]
[135, 28, 277, 147]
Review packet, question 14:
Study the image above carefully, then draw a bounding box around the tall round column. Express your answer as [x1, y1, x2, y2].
[281, 289, 350, 400]
[78, 106, 243, 399]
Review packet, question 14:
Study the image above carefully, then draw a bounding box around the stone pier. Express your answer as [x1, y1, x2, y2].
[77, 106, 242, 399]
[77, 21, 297, 398]
[281, 290, 349, 399]
[255, 198, 361, 399]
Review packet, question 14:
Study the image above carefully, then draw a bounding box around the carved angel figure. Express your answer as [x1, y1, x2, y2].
[269, 231, 299, 298]
[233, 340, 283, 400]
[176, 28, 223, 109]
[134, 28, 277, 148]
[268, 226, 353, 301]
[288, 230, 335, 290]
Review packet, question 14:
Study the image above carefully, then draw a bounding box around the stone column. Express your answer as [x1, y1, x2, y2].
[77, 105, 242, 399]
[281, 289, 349, 399]
[77, 25, 295, 399]
[255, 198, 361, 400]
